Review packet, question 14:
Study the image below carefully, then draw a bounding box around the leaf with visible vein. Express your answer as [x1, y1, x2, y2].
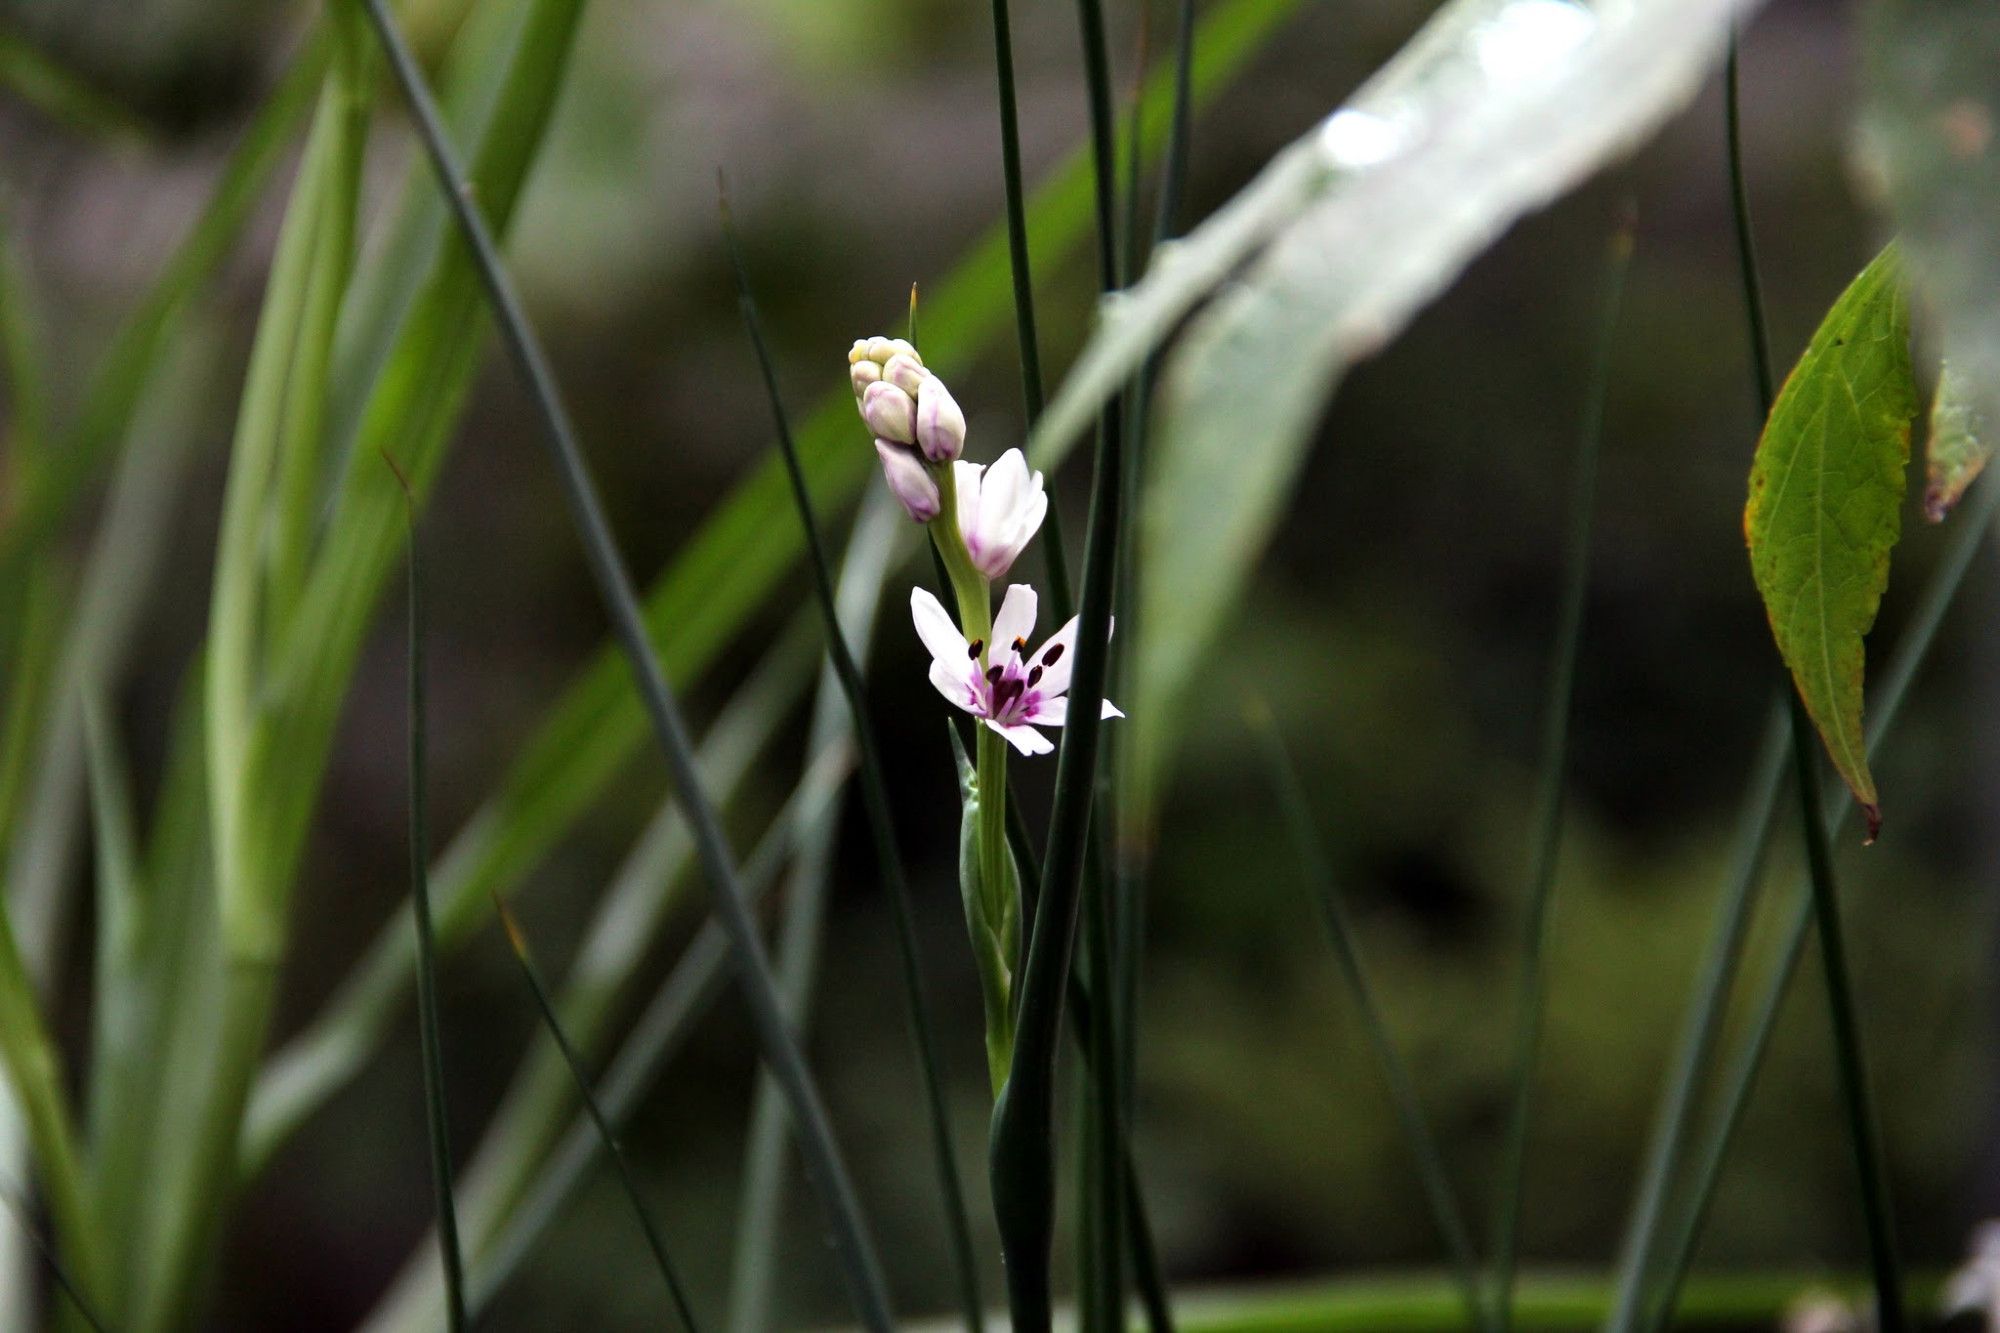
[1744, 244, 1915, 840]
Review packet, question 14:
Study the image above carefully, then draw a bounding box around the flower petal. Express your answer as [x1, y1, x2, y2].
[991, 584, 1038, 658]
[982, 449, 1029, 522]
[1022, 695, 1066, 727]
[929, 659, 978, 711]
[953, 458, 983, 545]
[987, 718, 1054, 756]
[911, 587, 970, 669]
[1100, 698, 1124, 719]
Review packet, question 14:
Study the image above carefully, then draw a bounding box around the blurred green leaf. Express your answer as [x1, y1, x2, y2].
[0, 28, 145, 141]
[1743, 245, 1914, 838]
[1863, 0, 2000, 523]
[247, 0, 1304, 1173]
[1012, 0, 1758, 804]
[1924, 363, 1989, 522]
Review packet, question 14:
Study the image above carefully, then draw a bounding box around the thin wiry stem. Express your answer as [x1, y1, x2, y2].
[1253, 712, 1488, 1333]
[495, 901, 701, 1331]
[1722, 34, 1905, 1333]
[721, 183, 984, 1333]
[1489, 205, 1634, 1333]
[1641, 488, 2000, 1333]
[358, 4, 895, 1325]
[391, 459, 467, 1332]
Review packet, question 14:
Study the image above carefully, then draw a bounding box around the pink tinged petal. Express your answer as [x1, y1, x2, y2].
[1023, 695, 1067, 726]
[990, 584, 1038, 657]
[911, 587, 971, 669]
[875, 441, 940, 522]
[953, 458, 983, 552]
[882, 353, 927, 395]
[928, 659, 979, 711]
[851, 359, 882, 397]
[861, 381, 916, 444]
[915, 375, 966, 462]
[1029, 615, 1080, 696]
[988, 719, 1054, 756]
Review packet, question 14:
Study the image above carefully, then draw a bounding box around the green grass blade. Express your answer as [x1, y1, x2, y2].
[465, 749, 857, 1316]
[0, 199, 49, 464]
[1251, 711, 1487, 1333]
[0, 27, 144, 141]
[495, 902, 701, 1330]
[1722, 37, 1905, 1333]
[1641, 469, 2000, 1332]
[246, 0, 1303, 1183]
[723, 192, 984, 1333]
[0, 1178, 109, 1333]
[0, 38, 324, 587]
[1488, 208, 1634, 1333]
[986, 0, 1046, 423]
[394, 466, 468, 1331]
[359, 4, 895, 1322]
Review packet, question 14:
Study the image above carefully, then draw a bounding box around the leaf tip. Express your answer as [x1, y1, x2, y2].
[1861, 802, 1882, 847]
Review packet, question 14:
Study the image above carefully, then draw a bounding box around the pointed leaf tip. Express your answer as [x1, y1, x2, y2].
[1745, 244, 1917, 823]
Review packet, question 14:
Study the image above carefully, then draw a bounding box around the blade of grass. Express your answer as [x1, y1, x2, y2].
[999, 786, 1172, 1333]
[0, 1178, 108, 1333]
[990, 185, 1124, 1333]
[0, 198, 49, 466]
[462, 741, 858, 1319]
[0, 28, 144, 141]
[392, 459, 468, 1331]
[723, 198, 983, 1331]
[495, 901, 700, 1331]
[1250, 708, 1488, 1333]
[247, 0, 1302, 1179]
[1639, 469, 2000, 1333]
[1488, 205, 1634, 1333]
[1722, 34, 1905, 1333]
[986, 0, 1046, 423]
[358, 4, 896, 1323]
[1597, 702, 1787, 1333]
[0, 37, 325, 586]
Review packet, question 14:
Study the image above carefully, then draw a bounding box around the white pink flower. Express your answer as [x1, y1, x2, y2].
[953, 448, 1046, 580]
[912, 583, 1121, 756]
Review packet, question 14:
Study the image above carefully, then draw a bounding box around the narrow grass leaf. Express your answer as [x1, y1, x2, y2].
[1742, 244, 1914, 842]
[247, 0, 1302, 1180]
[1730, 52, 1906, 1333]
[359, 4, 895, 1322]
[0, 1179, 108, 1333]
[0, 28, 144, 140]
[1251, 708, 1487, 1333]
[723, 196, 983, 1332]
[1489, 208, 1633, 1332]
[392, 462, 468, 1331]
[495, 901, 700, 1330]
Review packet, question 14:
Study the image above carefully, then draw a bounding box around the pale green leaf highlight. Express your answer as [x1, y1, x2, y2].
[1743, 244, 1915, 838]
[1924, 362, 1990, 521]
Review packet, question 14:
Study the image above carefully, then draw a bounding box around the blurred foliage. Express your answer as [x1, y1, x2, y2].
[1, 0, 1997, 1329]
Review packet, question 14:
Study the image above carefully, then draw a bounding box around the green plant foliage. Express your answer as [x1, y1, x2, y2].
[1014, 0, 1759, 811]
[1863, 0, 2000, 523]
[1743, 245, 1915, 841]
[1923, 363, 1990, 521]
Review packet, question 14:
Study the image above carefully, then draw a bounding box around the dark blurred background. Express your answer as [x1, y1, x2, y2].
[2, 0, 1998, 1327]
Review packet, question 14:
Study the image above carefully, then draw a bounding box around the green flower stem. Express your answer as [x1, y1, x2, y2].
[929, 464, 1021, 1089]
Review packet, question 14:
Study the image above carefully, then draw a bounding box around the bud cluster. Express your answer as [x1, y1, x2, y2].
[850, 335, 967, 523]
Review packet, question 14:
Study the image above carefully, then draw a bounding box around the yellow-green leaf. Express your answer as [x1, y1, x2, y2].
[1924, 361, 1991, 521]
[1745, 244, 1916, 840]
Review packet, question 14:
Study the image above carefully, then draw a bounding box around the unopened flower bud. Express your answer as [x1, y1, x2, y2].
[848, 339, 870, 365]
[866, 336, 897, 364]
[875, 440, 941, 522]
[917, 377, 965, 463]
[882, 352, 927, 395]
[861, 379, 917, 444]
[851, 359, 882, 397]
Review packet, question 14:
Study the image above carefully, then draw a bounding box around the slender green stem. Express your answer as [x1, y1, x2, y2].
[495, 902, 701, 1330]
[395, 466, 467, 1332]
[359, 5, 896, 1324]
[1253, 714, 1487, 1333]
[1489, 207, 1633, 1333]
[1599, 704, 1786, 1333]
[0, 1180, 108, 1333]
[986, 0, 1045, 423]
[1722, 35, 1904, 1333]
[1639, 468, 2000, 1333]
[723, 198, 984, 1333]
